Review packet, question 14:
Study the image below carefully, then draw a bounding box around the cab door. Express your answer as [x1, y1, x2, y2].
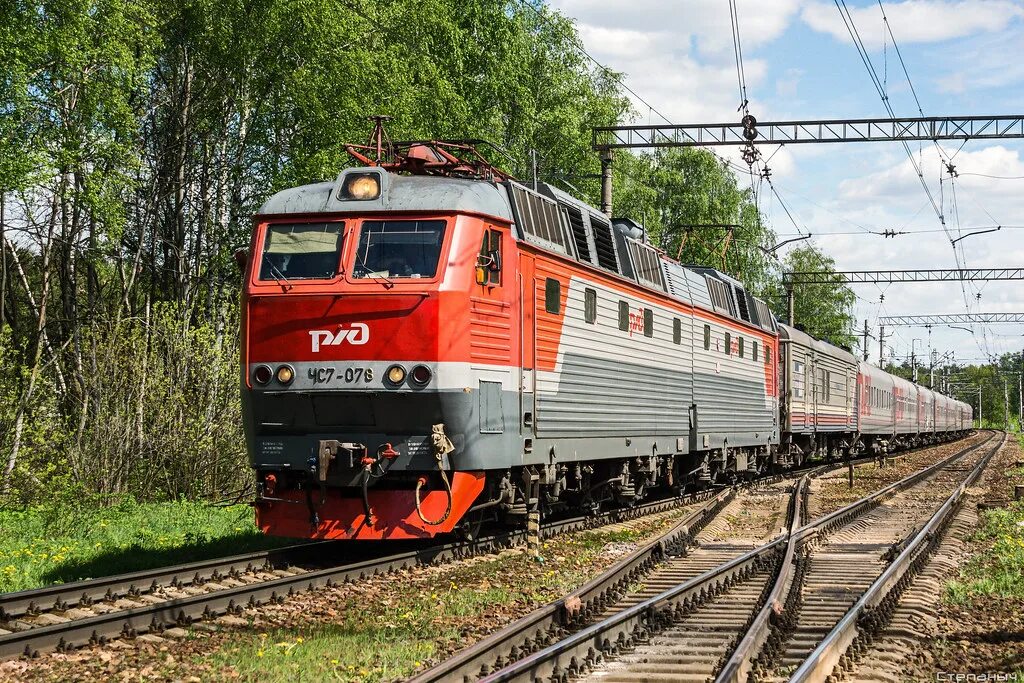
[469, 224, 515, 436]
[518, 252, 536, 437]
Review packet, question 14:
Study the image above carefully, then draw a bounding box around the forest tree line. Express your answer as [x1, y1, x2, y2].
[0, 0, 857, 506]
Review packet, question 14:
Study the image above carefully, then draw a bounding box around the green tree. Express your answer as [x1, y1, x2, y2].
[612, 148, 778, 295]
[771, 244, 856, 348]
[0, 0, 634, 503]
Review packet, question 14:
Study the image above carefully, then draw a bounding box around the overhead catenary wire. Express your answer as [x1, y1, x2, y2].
[514, 0, 748, 199]
[514, 0, 675, 128]
[728, 0, 750, 114]
[770, 224, 1024, 238]
[958, 172, 1024, 180]
[842, 0, 998, 345]
[834, 1, 943, 227]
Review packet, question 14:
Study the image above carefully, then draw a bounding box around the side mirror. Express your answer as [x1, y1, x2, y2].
[233, 247, 249, 271]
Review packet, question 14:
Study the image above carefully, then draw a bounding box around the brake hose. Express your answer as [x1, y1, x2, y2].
[416, 424, 455, 526]
[415, 466, 453, 526]
[361, 466, 374, 523]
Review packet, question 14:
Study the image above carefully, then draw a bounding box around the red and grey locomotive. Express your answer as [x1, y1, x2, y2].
[239, 132, 971, 541]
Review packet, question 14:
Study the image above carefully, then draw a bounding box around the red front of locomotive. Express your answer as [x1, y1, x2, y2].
[241, 168, 518, 540]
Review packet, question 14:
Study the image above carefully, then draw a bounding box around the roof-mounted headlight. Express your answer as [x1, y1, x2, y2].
[341, 173, 381, 201]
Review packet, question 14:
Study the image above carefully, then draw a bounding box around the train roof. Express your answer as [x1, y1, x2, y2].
[257, 167, 515, 220]
[778, 323, 858, 364]
[256, 166, 780, 335]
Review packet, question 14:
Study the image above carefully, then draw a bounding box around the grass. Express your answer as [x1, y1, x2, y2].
[0, 496, 292, 593]
[204, 524, 662, 683]
[945, 500, 1024, 605]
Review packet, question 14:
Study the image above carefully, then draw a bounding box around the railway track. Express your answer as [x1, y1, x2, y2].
[463, 431, 999, 683]
[0, 482, 723, 660]
[0, 434, 973, 663]
[411, 463, 843, 682]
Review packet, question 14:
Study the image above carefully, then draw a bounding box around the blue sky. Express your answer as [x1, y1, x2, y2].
[549, 0, 1024, 371]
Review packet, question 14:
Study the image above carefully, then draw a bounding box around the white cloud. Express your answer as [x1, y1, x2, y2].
[551, 0, 801, 123]
[554, 0, 801, 57]
[801, 1, 1023, 49]
[779, 144, 1024, 360]
[548, 0, 1024, 361]
[932, 25, 1024, 93]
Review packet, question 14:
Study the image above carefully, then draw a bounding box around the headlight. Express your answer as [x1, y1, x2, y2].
[276, 364, 295, 385]
[341, 173, 381, 200]
[253, 365, 272, 385]
[410, 365, 432, 386]
[386, 364, 407, 385]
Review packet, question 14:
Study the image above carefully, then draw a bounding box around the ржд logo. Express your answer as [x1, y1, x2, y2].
[309, 323, 369, 352]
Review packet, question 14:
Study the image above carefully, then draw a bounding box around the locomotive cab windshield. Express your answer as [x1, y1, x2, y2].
[351, 219, 446, 280]
[259, 222, 344, 281]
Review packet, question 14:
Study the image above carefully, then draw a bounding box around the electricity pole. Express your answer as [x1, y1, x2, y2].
[1005, 378, 1010, 431]
[878, 324, 885, 366]
[786, 284, 795, 327]
[861, 320, 871, 361]
[1004, 370, 1024, 431]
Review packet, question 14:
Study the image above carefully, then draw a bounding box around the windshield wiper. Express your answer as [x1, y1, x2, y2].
[262, 255, 293, 291]
[355, 253, 395, 290]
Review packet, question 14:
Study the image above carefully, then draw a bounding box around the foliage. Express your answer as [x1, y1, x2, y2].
[612, 148, 778, 295]
[2, 302, 246, 504]
[0, 496, 286, 592]
[765, 244, 857, 348]
[0, 0, 816, 512]
[0, 0, 630, 506]
[945, 501, 1024, 604]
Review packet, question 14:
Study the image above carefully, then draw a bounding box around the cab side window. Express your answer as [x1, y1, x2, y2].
[477, 229, 502, 285]
[544, 278, 560, 314]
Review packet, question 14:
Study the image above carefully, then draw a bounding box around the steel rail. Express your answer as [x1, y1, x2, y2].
[0, 541, 335, 622]
[790, 430, 1006, 683]
[0, 433, 943, 629]
[715, 475, 807, 683]
[0, 484, 720, 659]
[0, 433, 973, 661]
[480, 433, 992, 683]
[408, 487, 738, 683]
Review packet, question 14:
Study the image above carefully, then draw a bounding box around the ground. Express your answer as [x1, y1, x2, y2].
[0, 508, 693, 682]
[0, 497, 290, 594]
[922, 433, 1024, 678]
[4, 436, 1021, 683]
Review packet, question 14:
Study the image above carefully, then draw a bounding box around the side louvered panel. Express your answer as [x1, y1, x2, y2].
[589, 215, 619, 273]
[564, 205, 591, 263]
[469, 297, 512, 363]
